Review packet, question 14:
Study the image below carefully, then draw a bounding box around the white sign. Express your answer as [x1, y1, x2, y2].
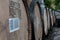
[9, 18, 20, 33]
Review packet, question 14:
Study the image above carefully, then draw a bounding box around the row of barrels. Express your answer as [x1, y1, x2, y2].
[0, 0, 56, 40]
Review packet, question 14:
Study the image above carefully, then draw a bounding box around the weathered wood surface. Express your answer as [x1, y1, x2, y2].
[34, 3, 42, 40]
[26, 0, 32, 7]
[44, 8, 48, 35]
[46, 8, 50, 30]
[53, 11, 56, 24]
[0, 0, 28, 40]
[0, 0, 9, 40]
[54, 12, 56, 24]
[51, 10, 54, 26]
[49, 9, 53, 26]
[20, 1, 28, 40]
[22, 0, 32, 40]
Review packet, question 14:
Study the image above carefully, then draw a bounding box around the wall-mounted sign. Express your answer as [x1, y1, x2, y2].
[9, 18, 20, 33]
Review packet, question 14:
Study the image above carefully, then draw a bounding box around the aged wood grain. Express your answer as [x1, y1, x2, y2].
[0, 0, 9, 40]
[34, 3, 42, 40]
[20, 0, 28, 40]
[44, 8, 48, 35]
[46, 8, 50, 30]
[22, 0, 32, 40]
[0, 0, 29, 40]
[26, 0, 32, 7]
[26, 0, 32, 40]
[54, 11, 56, 24]
[53, 11, 56, 24]
[51, 11, 54, 26]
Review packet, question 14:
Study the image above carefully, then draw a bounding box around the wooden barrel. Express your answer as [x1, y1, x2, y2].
[52, 10, 54, 24]
[52, 10, 54, 26]
[5, 0, 28, 40]
[26, 0, 32, 7]
[0, 0, 9, 40]
[49, 9, 52, 26]
[46, 8, 50, 30]
[40, 4, 48, 35]
[52, 10, 56, 24]
[49, 9, 54, 26]
[43, 7, 48, 35]
[54, 11, 56, 24]
[20, 1, 28, 40]
[28, 0, 43, 39]
[34, 3, 43, 40]
[22, 0, 32, 40]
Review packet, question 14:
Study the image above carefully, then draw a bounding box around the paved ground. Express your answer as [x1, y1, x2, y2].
[44, 19, 60, 40]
